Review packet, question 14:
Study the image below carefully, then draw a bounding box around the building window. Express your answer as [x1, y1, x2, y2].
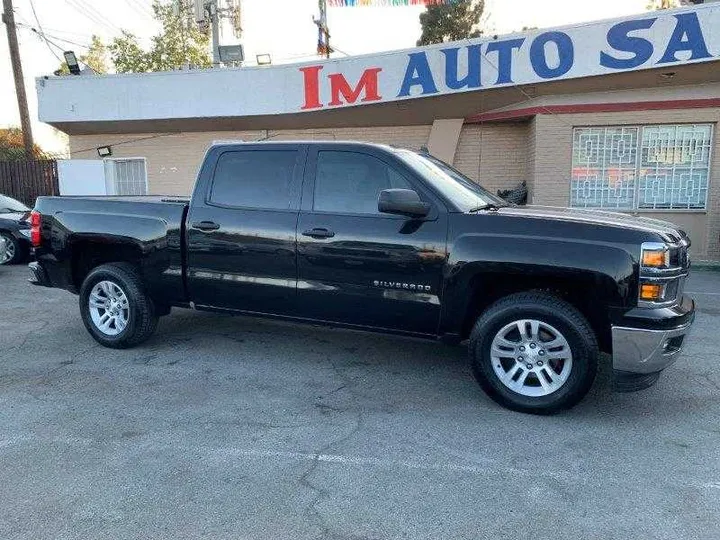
[104, 158, 148, 196]
[571, 124, 713, 210]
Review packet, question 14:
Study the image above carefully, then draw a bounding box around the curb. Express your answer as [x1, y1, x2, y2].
[692, 261, 720, 271]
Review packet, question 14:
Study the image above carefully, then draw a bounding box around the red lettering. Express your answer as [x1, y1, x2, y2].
[300, 65, 323, 110]
[328, 68, 383, 107]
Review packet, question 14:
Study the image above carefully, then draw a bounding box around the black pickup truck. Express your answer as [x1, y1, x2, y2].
[29, 141, 695, 414]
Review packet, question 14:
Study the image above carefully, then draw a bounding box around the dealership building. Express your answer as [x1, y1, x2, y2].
[38, 4, 720, 258]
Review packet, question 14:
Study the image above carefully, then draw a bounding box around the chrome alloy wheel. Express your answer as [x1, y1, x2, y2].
[89, 280, 130, 336]
[490, 319, 573, 397]
[0, 237, 14, 264]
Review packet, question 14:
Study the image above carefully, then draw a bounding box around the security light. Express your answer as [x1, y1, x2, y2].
[97, 145, 112, 157]
[64, 51, 81, 75]
[256, 54, 272, 66]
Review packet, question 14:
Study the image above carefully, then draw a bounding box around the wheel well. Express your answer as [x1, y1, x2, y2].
[71, 241, 142, 290]
[461, 272, 612, 353]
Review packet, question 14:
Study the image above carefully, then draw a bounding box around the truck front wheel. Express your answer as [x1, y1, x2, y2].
[79, 263, 159, 349]
[469, 292, 598, 415]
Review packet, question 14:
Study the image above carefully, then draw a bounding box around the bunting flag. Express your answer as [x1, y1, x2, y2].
[328, 0, 453, 6]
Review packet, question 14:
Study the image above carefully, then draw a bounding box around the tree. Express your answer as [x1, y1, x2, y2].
[646, 0, 681, 9]
[56, 35, 109, 75]
[110, 0, 211, 73]
[0, 128, 48, 160]
[417, 0, 485, 46]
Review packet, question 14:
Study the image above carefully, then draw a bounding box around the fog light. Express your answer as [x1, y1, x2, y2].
[640, 283, 665, 301]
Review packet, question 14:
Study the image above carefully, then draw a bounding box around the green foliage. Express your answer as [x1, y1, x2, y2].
[56, 35, 108, 75]
[646, 0, 681, 9]
[417, 0, 485, 46]
[0, 128, 48, 161]
[109, 0, 212, 73]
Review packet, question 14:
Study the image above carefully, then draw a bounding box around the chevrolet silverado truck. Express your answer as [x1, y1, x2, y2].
[28, 141, 695, 414]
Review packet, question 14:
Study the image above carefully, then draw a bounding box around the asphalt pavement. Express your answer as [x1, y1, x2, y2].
[0, 264, 719, 540]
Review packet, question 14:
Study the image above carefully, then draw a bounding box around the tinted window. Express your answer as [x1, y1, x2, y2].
[210, 151, 298, 209]
[314, 151, 412, 214]
[394, 150, 505, 211]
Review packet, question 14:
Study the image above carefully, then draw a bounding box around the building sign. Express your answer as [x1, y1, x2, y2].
[298, 6, 719, 111]
[37, 4, 720, 125]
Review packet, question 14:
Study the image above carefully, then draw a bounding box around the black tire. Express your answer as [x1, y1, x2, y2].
[469, 292, 598, 415]
[79, 263, 159, 349]
[0, 232, 23, 265]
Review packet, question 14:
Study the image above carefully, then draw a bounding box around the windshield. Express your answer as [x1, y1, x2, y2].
[0, 194, 29, 213]
[394, 150, 506, 211]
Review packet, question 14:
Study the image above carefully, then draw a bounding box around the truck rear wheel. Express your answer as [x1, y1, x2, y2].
[79, 263, 159, 349]
[469, 292, 598, 415]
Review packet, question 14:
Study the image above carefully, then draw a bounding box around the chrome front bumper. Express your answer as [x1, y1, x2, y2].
[612, 320, 693, 374]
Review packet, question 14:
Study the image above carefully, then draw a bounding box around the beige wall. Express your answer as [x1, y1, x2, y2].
[70, 125, 433, 196]
[528, 108, 720, 259]
[453, 122, 529, 195]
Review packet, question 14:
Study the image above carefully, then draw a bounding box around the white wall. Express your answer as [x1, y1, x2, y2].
[57, 160, 107, 196]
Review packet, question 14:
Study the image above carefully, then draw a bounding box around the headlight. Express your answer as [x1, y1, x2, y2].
[641, 243, 670, 269]
[638, 241, 687, 307]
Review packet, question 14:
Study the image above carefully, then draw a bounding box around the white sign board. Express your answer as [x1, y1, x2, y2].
[38, 4, 720, 124]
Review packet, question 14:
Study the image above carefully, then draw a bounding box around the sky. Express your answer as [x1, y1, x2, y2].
[1, 0, 653, 154]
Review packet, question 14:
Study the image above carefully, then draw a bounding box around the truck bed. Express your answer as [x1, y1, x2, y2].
[33, 195, 190, 303]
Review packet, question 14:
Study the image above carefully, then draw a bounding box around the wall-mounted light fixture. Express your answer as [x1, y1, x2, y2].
[256, 54, 272, 66]
[97, 145, 112, 157]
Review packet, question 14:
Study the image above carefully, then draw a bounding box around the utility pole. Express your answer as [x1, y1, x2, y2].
[206, 0, 220, 66]
[2, 0, 34, 157]
[313, 0, 330, 59]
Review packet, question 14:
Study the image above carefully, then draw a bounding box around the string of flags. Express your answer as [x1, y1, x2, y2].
[327, 0, 453, 6]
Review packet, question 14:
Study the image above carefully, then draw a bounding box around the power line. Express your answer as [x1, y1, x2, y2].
[19, 24, 92, 49]
[28, 0, 64, 64]
[62, 0, 122, 35]
[124, 0, 153, 19]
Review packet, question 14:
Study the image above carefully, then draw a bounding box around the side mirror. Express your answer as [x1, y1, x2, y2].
[378, 189, 430, 218]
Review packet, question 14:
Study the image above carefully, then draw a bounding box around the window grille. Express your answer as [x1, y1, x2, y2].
[104, 158, 148, 196]
[571, 124, 713, 210]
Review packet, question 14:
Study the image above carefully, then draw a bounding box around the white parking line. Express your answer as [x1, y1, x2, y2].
[686, 291, 720, 296]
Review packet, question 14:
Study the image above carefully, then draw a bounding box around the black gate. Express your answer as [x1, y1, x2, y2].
[0, 160, 59, 207]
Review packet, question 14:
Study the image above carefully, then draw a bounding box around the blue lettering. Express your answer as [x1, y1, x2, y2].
[398, 52, 438, 97]
[485, 38, 525, 84]
[658, 12, 711, 64]
[441, 45, 482, 90]
[600, 18, 656, 69]
[530, 31, 574, 79]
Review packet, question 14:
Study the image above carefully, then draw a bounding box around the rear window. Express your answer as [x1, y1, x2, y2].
[209, 151, 298, 210]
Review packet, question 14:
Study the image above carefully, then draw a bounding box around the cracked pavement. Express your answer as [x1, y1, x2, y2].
[1, 264, 719, 539]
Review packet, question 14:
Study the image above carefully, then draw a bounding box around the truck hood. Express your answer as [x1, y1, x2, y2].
[493, 205, 686, 243]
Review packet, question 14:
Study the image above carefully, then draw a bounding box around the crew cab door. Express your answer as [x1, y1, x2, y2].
[296, 145, 447, 335]
[186, 144, 306, 314]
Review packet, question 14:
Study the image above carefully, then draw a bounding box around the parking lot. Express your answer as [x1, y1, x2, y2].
[0, 264, 718, 539]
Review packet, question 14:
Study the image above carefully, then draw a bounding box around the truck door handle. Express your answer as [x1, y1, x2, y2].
[302, 228, 335, 239]
[192, 221, 220, 231]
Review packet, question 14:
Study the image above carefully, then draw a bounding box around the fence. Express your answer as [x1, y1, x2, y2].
[0, 160, 59, 207]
